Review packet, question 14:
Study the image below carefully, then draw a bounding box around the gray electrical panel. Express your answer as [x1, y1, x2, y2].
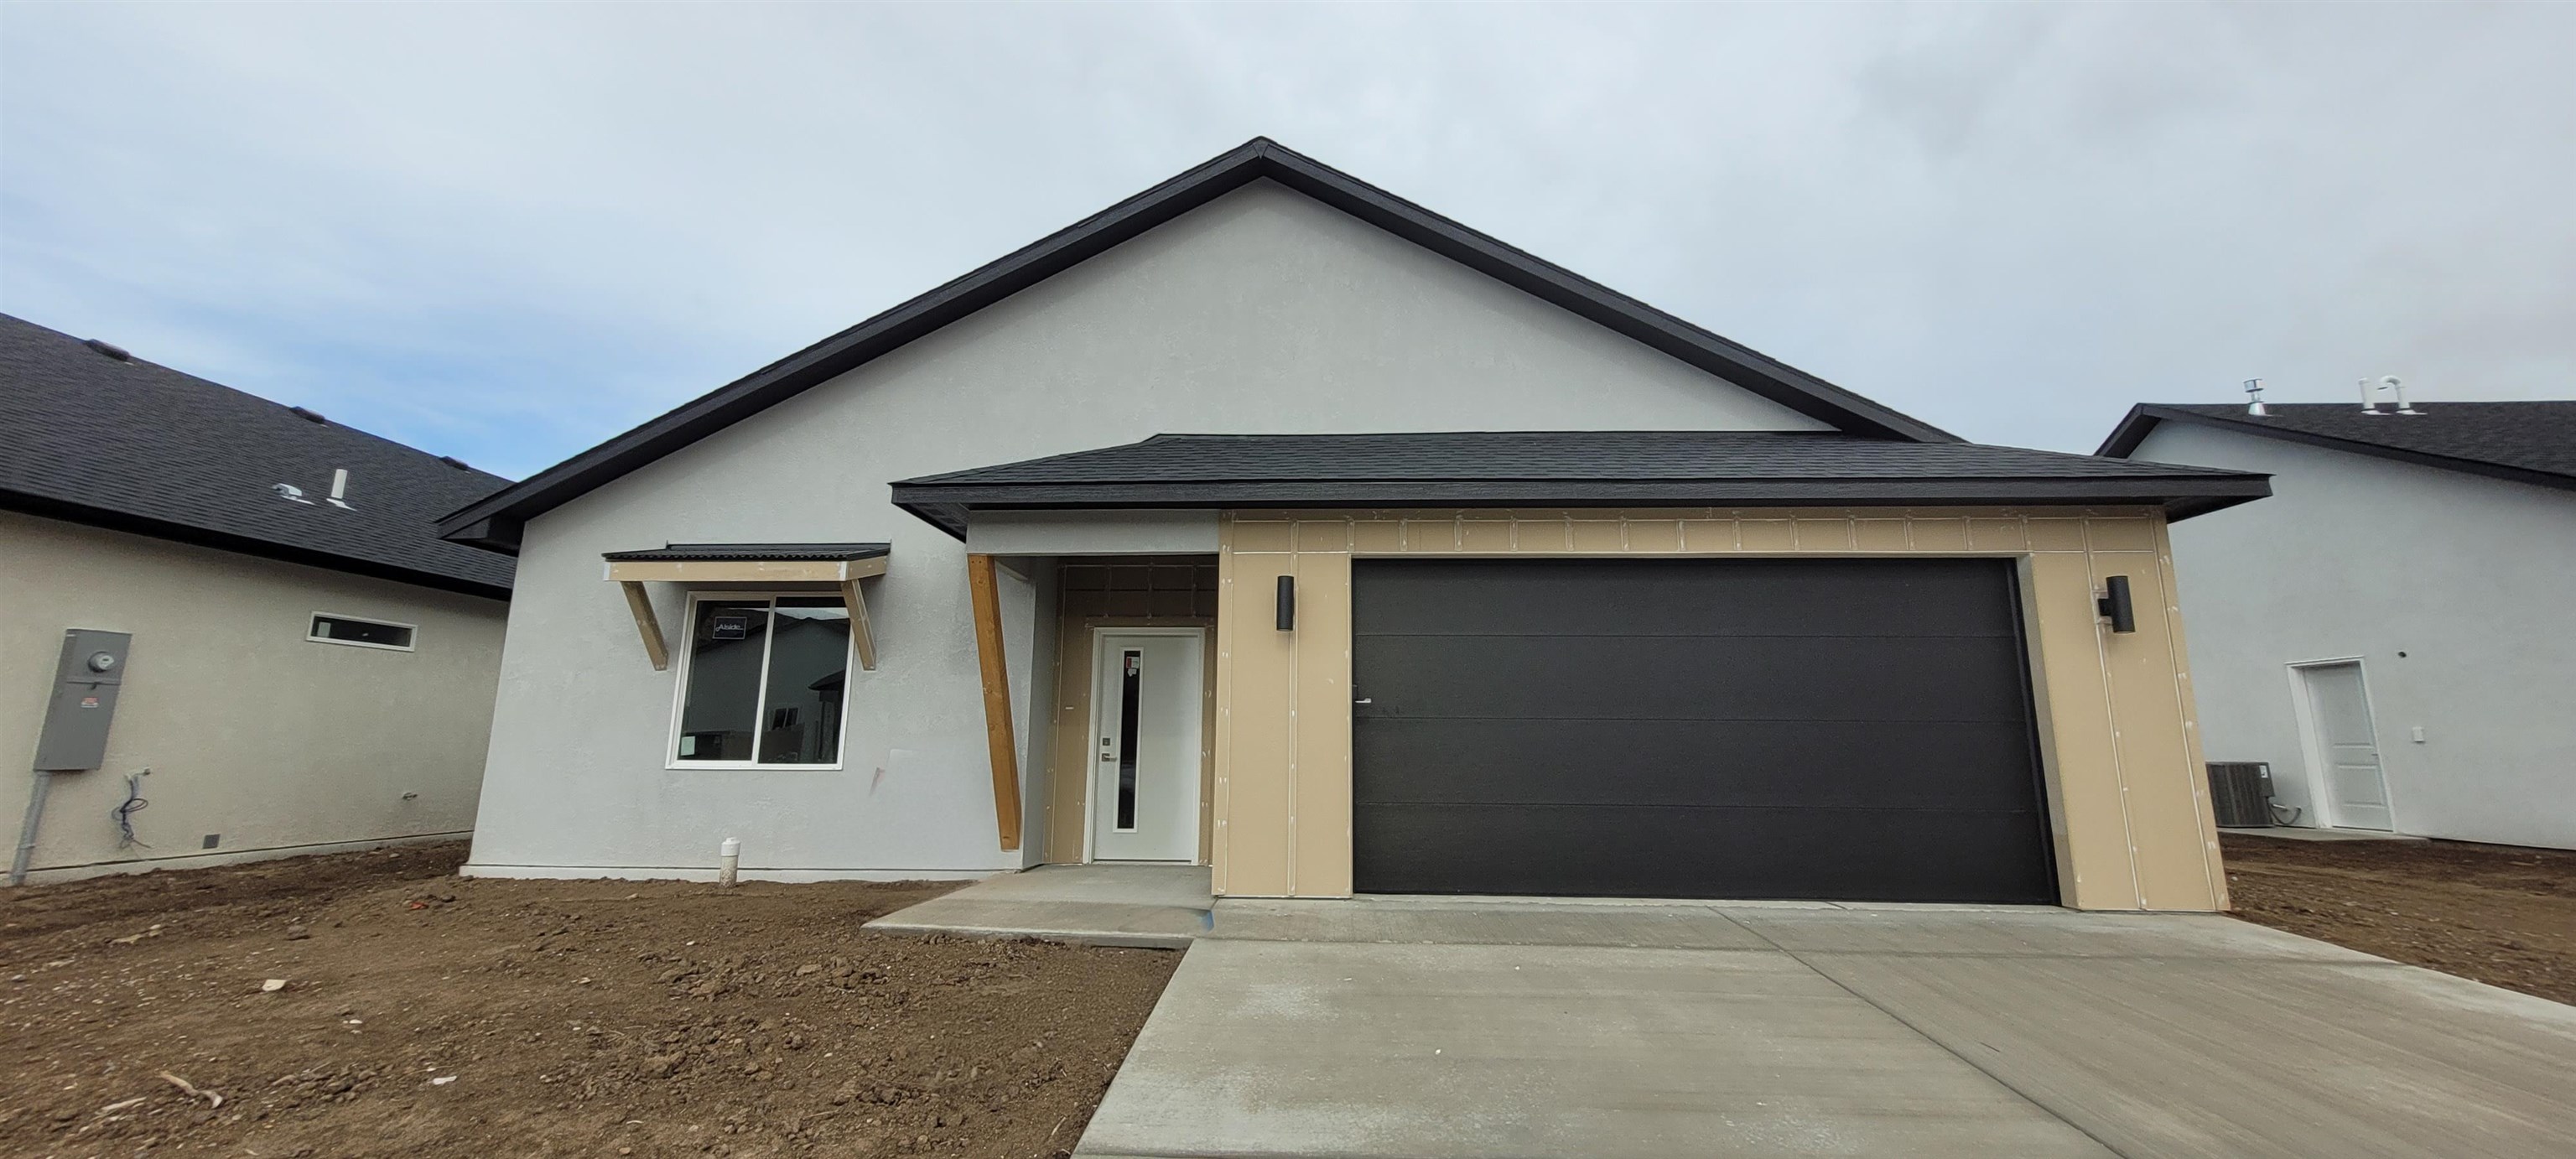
[33, 630, 132, 771]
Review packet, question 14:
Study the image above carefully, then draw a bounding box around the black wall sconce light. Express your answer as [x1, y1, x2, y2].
[2097, 575, 2137, 633]
[1275, 574, 1296, 631]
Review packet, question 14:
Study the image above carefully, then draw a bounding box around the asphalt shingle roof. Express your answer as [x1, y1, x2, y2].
[902, 431, 2260, 485]
[1, 313, 515, 597]
[890, 431, 2270, 538]
[2100, 402, 2576, 488]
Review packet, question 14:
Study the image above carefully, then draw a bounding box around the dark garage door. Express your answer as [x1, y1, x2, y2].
[1351, 558, 2055, 903]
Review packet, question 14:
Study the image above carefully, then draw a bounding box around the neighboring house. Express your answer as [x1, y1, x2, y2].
[2, 314, 513, 884]
[2101, 399, 2576, 850]
[439, 138, 2270, 911]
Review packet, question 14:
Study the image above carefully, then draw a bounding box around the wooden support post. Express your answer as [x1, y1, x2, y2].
[839, 578, 877, 672]
[621, 581, 671, 671]
[966, 554, 1022, 850]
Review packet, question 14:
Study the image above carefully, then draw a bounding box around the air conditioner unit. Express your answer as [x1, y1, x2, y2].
[2206, 761, 2275, 829]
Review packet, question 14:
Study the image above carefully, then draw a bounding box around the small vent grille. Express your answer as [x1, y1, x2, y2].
[2207, 761, 2273, 829]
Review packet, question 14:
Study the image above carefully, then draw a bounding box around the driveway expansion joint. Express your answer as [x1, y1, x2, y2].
[1723, 910, 2138, 1158]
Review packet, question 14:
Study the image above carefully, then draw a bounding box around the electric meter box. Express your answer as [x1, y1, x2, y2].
[33, 629, 132, 772]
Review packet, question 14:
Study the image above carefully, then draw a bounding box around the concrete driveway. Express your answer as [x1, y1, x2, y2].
[1077, 897, 2576, 1158]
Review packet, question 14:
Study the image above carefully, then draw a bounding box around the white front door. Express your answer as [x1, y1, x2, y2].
[2300, 662, 2394, 831]
[1089, 630, 1204, 862]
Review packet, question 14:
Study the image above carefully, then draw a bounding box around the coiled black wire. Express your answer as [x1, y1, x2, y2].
[112, 771, 151, 848]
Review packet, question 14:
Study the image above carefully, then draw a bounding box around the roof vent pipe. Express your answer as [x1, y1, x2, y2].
[2359, 376, 2420, 415]
[2243, 378, 2267, 416]
[83, 338, 132, 361]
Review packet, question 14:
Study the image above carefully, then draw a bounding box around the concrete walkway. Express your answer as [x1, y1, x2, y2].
[1079, 896, 2576, 1158]
[2220, 825, 2430, 843]
[863, 863, 1211, 949]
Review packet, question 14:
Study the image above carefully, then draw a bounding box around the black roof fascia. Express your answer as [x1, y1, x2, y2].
[438, 138, 1957, 552]
[601, 543, 891, 562]
[4, 490, 512, 600]
[2100, 404, 2576, 495]
[891, 476, 2272, 540]
[445, 515, 522, 554]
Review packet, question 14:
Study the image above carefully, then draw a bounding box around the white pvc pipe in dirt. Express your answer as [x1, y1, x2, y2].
[717, 838, 740, 887]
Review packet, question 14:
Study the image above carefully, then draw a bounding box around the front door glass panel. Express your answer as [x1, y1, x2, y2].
[1115, 650, 1142, 830]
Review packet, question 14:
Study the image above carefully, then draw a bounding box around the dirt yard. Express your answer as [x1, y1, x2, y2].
[1, 844, 1179, 1158]
[2222, 834, 2576, 1005]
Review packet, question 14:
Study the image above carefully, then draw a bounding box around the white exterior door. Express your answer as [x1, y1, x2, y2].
[2300, 662, 2393, 831]
[1089, 631, 1204, 862]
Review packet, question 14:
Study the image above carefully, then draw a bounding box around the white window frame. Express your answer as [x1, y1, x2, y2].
[664, 590, 854, 772]
[307, 612, 418, 652]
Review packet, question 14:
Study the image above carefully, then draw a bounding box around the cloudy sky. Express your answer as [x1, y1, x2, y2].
[4, 3, 2568, 478]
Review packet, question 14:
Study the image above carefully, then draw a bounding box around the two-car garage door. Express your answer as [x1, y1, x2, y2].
[1350, 558, 2057, 904]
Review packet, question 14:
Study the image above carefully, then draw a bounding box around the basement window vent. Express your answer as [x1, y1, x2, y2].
[309, 614, 415, 652]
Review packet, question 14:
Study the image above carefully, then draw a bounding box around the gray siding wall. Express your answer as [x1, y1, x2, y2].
[2133, 423, 2576, 849]
[3, 512, 506, 882]
[466, 179, 1832, 879]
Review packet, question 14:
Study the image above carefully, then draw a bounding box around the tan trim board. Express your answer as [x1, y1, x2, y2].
[839, 578, 878, 672]
[605, 557, 887, 584]
[619, 580, 671, 671]
[967, 554, 1024, 851]
[2156, 515, 2228, 910]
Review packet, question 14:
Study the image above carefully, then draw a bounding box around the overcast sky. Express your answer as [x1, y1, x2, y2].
[4, 3, 2569, 478]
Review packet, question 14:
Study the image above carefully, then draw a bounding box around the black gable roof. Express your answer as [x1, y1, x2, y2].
[890, 431, 2270, 538]
[2099, 402, 2576, 493]
[1, 314, 514, 598]
[436, 137, 1961, 554]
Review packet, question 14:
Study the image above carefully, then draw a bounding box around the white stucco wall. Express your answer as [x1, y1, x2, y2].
[966, 510, 1219, 556]
[2132, 423, 2576, 848]
[465, 179, 1831, 879]
[2, 512, 508, 882]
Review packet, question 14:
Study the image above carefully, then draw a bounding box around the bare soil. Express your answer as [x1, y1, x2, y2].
[1, 843, 1179, 1158]
[2221, 834, 2576, 1005]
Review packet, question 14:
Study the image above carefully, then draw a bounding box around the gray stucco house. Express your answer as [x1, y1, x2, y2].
[3, 314, 512, 883]
[438, 138, 2272, 911]
[2101, 399, 2576, 849]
